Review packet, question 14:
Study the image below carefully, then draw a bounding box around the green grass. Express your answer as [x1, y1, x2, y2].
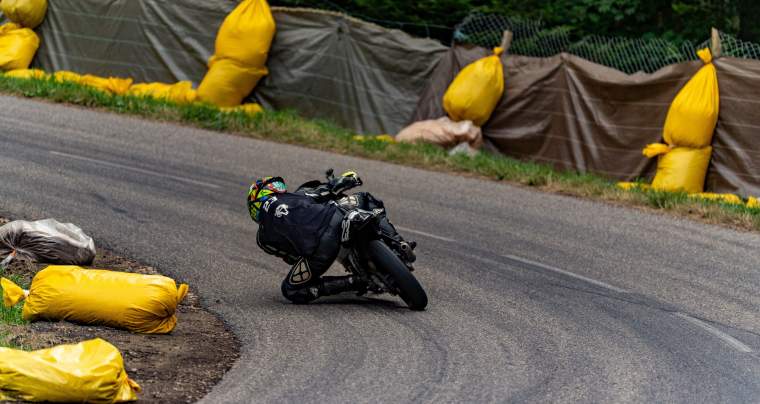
[0, 271, 27, 348]
[1, 73, 760, 232]
[0, 274, 25, 326]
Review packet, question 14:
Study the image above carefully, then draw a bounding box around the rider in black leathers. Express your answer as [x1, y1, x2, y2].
[248, 172, 415, 304]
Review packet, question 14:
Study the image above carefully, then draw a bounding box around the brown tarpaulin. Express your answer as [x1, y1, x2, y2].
[412, 45, 760, 197]
[709, 58, 760, 197]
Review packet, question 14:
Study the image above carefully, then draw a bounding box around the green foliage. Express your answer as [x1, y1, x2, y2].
[271, 0, 757, 44]
[0, 274, 26, 326]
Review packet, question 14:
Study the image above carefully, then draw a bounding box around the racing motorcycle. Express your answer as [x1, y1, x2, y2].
[297, 169, 428, 310]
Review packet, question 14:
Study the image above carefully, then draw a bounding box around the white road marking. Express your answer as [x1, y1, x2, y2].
[396, 225, 752, 354]
[396, 226, 456, 243]
[50, 151, 221, 189]
[461, 253, 522, 274]
[501, 253, 629, 294]
[395, 225, 626, 294]
[674, 312, 753, 353]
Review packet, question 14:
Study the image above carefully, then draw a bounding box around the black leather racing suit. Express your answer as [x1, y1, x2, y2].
[256, 189, 407, 303]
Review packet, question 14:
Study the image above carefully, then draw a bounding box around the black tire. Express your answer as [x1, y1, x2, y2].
[365, 240, 428, 310]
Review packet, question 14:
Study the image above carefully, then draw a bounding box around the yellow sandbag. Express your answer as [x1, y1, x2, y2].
[197, 0, 275, 107]
[616, 182, 650, 191]
[80, 74, 133, 95]
[2, 265, 189, 333]
[692, 192, 742, 204]
[651, 146, 712, 193]
[221, 102, 264, 115]
[443, 47, 505, 126]
[662, 48, 719, 148]
[197, 58, 267, 107]
[127, 81, 197, 104]
[0, 23, 38, 71]
[52, 70, 83, 84]
[53, 71, 130, 96]
[1, 0, 47, 29]
[1, 277, 24, 307]
[353, 134, 395, 143]
[4, 68, 45, 79]
[0, 338, 140, 402]
[214, 0, 275, 66]
[642, 143, 671, 158]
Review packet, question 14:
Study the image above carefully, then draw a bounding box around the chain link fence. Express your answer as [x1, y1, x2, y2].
[453, 12, 760, 74]
[270, 0, 454, 40]
[717, 30, 760, 59]
[273, 4, 760, 73]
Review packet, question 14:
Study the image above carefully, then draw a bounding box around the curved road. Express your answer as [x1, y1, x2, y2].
[1, 96, 759, 403]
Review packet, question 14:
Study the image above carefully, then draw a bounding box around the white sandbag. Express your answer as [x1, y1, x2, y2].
[396, 117, 483, 149]
[0, 219, 95, 266]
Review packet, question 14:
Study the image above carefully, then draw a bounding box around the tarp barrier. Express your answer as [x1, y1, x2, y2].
[412, 45, 760, 197]
[707, 57, 760, 197]
[413, 45, 698, 180]
[16, 1, 760, 197]
[30, 3, 446, 135]
[252, 9, 447, 134]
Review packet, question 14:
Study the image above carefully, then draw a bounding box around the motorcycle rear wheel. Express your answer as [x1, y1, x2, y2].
[366, 240, 428, 310]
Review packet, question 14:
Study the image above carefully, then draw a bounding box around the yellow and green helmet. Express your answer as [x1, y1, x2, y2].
[247, 176, 287, 222]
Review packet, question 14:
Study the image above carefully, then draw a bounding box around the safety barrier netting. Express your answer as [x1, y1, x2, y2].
[452, 12, 760, 74]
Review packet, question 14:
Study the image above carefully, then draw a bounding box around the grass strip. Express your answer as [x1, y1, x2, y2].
[0, 271, 27, 348]
[0, 74, 759, 231]
[0, 271, 25, 326]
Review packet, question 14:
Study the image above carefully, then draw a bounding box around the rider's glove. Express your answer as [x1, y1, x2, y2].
[330, 171, 362, 195]
[340, 208, 376, 243]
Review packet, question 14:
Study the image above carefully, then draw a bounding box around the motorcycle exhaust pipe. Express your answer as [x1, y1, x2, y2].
[399, 242, 416, 263]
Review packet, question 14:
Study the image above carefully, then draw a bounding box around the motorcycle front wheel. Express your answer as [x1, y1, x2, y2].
[365, 240, 428, 310]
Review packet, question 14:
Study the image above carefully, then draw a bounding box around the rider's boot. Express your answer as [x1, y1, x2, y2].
[377, 215, 417, 264]
[349, 192, 417, 265]
[319, 275, 368, 297]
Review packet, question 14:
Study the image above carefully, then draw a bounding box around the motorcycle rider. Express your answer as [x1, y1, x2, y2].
[247, 171, 416, 304]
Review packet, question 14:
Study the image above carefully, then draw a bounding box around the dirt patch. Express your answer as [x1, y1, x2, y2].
[0, 219, 239, 403]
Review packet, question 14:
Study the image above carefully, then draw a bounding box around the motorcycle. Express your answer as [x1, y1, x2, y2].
[297, 169, 428, 310]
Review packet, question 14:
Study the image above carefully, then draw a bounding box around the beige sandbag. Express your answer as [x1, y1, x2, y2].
[396, 117, 483, 149]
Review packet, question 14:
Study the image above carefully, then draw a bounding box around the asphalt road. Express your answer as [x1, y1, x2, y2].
[1, 95, 759, 403]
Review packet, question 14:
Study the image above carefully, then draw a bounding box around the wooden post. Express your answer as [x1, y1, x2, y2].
[500, 30, 513, 53]
[711, 27, 722, 58]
